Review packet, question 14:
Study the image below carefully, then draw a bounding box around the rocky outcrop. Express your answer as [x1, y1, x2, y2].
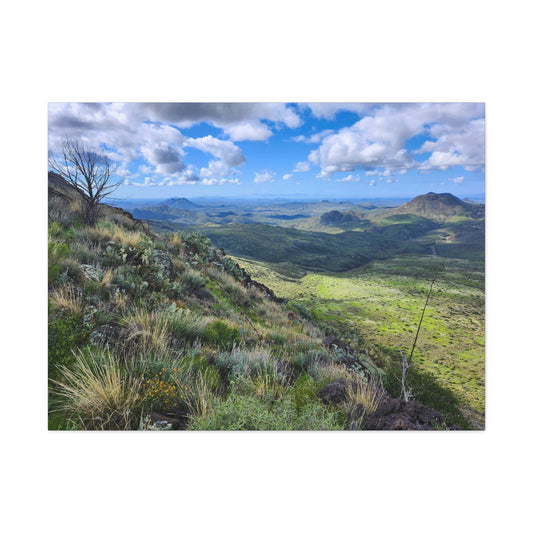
[364, 396, 459, 430]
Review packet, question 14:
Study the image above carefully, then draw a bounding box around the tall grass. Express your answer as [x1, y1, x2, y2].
[52, 348, 144, 430]
[121, 307, 170, 358]
[49, 284, 85, 316]
[344, 376, 384, 429]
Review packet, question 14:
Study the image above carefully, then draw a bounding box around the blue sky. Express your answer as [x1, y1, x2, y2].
[48, 103, 485, 200]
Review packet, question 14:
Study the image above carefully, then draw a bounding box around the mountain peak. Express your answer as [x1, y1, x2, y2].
[390, 192, 476, 221]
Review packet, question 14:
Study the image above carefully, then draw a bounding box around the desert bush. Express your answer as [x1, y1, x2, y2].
[181, 270, 205, 292]
[215, 345, 275, 381]
[48, 302, 91, 378]
[184, 232, 212, 261]
[167, 308, 210, 345]
[202, 319, 241, 348]
[220, 256, 245, 282]
[52, 348, 144, 430]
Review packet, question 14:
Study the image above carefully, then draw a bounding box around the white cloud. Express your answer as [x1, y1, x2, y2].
[369, 179, 377, 187]
[254, 170, 275, 183]
[224, 121, 273, 141]
[201, 178, 240, 186]
[303, 103, 373, 120]
[140, 142, 186, 176]
[291, 129, 335, 143]
[307, 103, 485, 177]
[293, 161, 311, 172]
[135, 103, 302, 141]
[184, 135, 245, 166]
[449, 176, 465, 183]
[282, 173, 293, 181]
[336, 174, 360, 183]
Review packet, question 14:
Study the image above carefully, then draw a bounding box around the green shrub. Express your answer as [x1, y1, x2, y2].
[181, 270, 205, 292]
[48, 302, 91, 379]
[202, 320, 241, 348]
[167, 309, 209, 345]
[188, 392, 343, 430]
[48, 238, 72, 284]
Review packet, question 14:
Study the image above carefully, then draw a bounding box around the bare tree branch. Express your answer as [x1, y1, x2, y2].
[48, 138, 121, 225]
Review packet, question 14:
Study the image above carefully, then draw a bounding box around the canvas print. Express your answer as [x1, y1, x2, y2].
[48, 103, 485, 430]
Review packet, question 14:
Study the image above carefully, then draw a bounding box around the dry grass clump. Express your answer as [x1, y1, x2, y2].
[49, 284, 86, 316]
[180, 372, 214, 419]
[344, 376, 384, 429]
[311, 361, 354, 384]
[121, 307, 170, 358]
[78, 221, 145, 248]
[52, 348, 144, 430]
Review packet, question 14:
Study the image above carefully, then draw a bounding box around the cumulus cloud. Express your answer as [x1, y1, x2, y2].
[449, 176, 465, 183]
[291, 129, 335, 143]
[293, 161, 311, 172]
[282, 173, 293, 181]
[201, 177, 240, 186]
[336, 174, 360, 183]
[140, 142, 186, 176]
[307, 103, 485, 178]
[184, 135, 245, 166]
[254, 170, 275, 183]
[134, 103, 302, 141]
[369, 179, 377, 187]
[302, 103, 373, 120]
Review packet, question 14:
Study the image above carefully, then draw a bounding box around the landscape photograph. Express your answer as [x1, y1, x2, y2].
[48, 102, 485, 430]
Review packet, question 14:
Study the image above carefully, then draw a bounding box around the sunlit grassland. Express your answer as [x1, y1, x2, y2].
[234, 254, 485, 419]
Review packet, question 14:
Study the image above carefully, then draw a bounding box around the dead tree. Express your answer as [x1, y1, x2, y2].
[48, 138, 121, 225]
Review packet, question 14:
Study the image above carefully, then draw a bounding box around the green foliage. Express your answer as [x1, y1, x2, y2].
[221, 256, 245, 282]
[48, 238, 71, 284]
[188, 391, 343, 430]
[184, 232, 213, 263]
[181, 270, 205, 292]
[166, 309, 208, 345]
[48, 302, 90, 379]
[202, 320, 241, 348]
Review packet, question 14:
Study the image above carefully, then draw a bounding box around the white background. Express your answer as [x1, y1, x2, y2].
[1, 1, 532, 532]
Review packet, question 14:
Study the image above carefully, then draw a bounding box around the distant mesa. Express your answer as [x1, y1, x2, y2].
[320, 210, 360, 226]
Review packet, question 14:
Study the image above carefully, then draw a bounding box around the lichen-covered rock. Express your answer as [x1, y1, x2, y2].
[138, 412, 185, 430]
[80, 263, 102, 281]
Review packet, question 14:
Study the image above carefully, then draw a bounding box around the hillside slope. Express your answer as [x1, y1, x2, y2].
[48, 174, 466, 430]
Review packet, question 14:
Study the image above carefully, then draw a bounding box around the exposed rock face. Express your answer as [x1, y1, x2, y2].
[364, 396, 459, 430]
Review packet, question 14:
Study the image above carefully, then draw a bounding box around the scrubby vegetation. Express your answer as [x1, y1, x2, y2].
[49, 175, 482, 430]
[49, 181, 396, 431]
